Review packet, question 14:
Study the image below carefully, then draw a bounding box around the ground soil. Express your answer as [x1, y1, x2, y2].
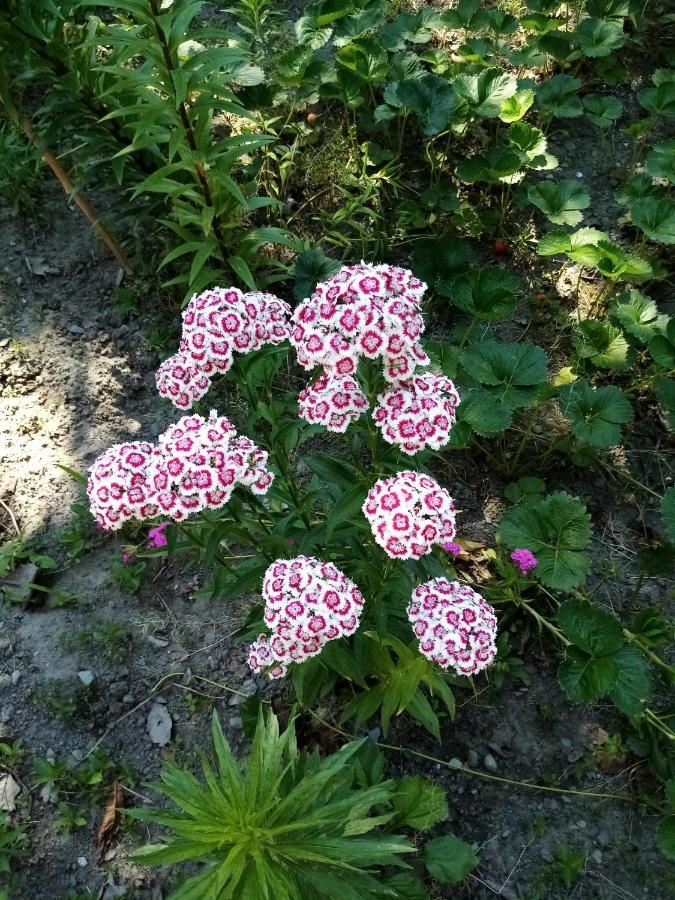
[1, 24, 675, 900]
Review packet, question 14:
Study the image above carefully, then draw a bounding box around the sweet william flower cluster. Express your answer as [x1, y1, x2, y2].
[157, 287, 291, 409]
[248, 556, 365, 680]
[88, 411, 272, 530]
[363, 471, 457, 560]
[408, 579, 498, 675]
[89, 263, 499, 686]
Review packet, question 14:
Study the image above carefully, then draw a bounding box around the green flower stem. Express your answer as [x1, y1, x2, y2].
[645, 709, 675, 742]
[517, 597, 570, 647]
[623, 630, 675, 679]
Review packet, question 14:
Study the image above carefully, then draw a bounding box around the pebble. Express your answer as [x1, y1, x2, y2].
[576, 820, 587, 829]
[448, 757, 463, 769]
[77, 857, 88, 868]
[68, 325, 85, 335]
[228, 716, 243, 730]
[10, 670, 20, 685]
[367, 727, 381, 742]
[591, 850, 603, 864]
[483, 753, 498, 772]
[78, 670, 95, 687]
[146, 635, 169, 648]
[597, 827, 610, 846]
[467, 749, 479, 768]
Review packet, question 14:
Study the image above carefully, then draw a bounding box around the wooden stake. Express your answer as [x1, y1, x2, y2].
[20, 117, 134, 276]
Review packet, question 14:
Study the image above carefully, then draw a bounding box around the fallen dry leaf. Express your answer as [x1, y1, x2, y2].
[97, 782, 125, 862]
[0, 773, 21, 811]
[24, 255, 61, 276]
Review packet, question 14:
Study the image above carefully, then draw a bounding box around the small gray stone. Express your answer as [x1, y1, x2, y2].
[367, 727, 381, 742]
[78, 670, 95, 687]
[576, 820, 587, 829]
[146, 635, 169, 649]
[76, 856, 88, 867]
[448, 757, 463, 770]
[483, 753, 498, 772]
[68, 325, 85, 335]
[10, 670, 20, 685]
[467, 749, 479, 768]
[147, 703, 172, 746]
[591, 850, 602, 864]
[597, 828, 610, 847]
[228, 716, 243, 730]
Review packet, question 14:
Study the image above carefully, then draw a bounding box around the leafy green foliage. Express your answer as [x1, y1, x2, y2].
[449, 269, 519, 319]
[639, 78, 675, 118]
[412, 237, 474, 299]
[583, 94, 622, 128]
[572, 321, 630, 371]
[610, 290, 669, 343]
[456, 147, 524, 185]
[661, 488, 675, 543]
[423, 835, 478, 885]
[499, 89, 534, 123]
[383, 75, 457, 135]
[391, 776, 448, 831]
[657, 778, 675, 862]
[616, 173, 660, 207]
[341, 635, 455, 741]
[459, 341, 548, 409]
[630, 197, 675, 244]
[130, 710, 418, 899]
[498, 493, 592, 590]
[577, 17, 625, 57]
[536, 74, 583, 118]
[645, 140, 675, 183]
[527, 180, 590, 226]
[557, 601, 652, 715]
[649, 318, 675, 368]
[558, 382, 633, 448]
[293, 247, 341, 300]
[453, 67, 517, 119]
[538, 228, 652, 281]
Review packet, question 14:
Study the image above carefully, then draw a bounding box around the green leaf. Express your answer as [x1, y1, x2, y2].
[661, 487, 675, 542]
[507, 122, 554, 169]
[536, 226, 605, 257]
[558, 381, 632, 448]
[630, 197, 675, 244]
[391, 777, 448, 831]
[458, 389, 513, 435]
[559, 652, 619, 703]
[325, 483, 370, 540]
[610, 290, 669, 343]
[583, 94, 622, 128]
[304, 455, 360, 490]
[412, 238, 474, 299]
[536, 74, 583, 118]
[383, 75, 458, 136]
[440, 0, 489, 30]
[645, 141, 675, 184]
[499, 89, 535, 123]
[293, 248, 341, 301]
[667, 777, 675, 811]
[498, 492, 592, 590]
[657, 817, 675, 862]
[615, 173, 660, 207]
[608, 646, 652, 717]
[450, 268, 519, 319]
[639, 82, 675, 118]
[454, 67, 518, 118]
[654, 377, 675, 429]
[572, 320, 630, 371]
[649, 319, 675, 368]
[424, 835, 478, 885]
[456, 147, 524, 184]
[459, 341, 548, 409]
[528, 180, 590, 226]
[558, 600, 624, 656]
[577, 18, 625, 57]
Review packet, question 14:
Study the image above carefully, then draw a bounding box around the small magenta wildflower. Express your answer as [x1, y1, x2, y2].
[147, 522, 169, 549]
[443, 541, 462, 556]
[121, 552, 133, 564]
[510, 548, 538, 575]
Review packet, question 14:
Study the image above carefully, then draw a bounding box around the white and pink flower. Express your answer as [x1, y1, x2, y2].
[157, 287, 291, 409]
[297, 372, 368, 433]
[407, 578, 497, 676]
[88, 411, 273, 529]
[373, 373, 460, 455]
[362, 471, 456, 560]
[290, 263, 428, 381]
[248, 556, 365, 679]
